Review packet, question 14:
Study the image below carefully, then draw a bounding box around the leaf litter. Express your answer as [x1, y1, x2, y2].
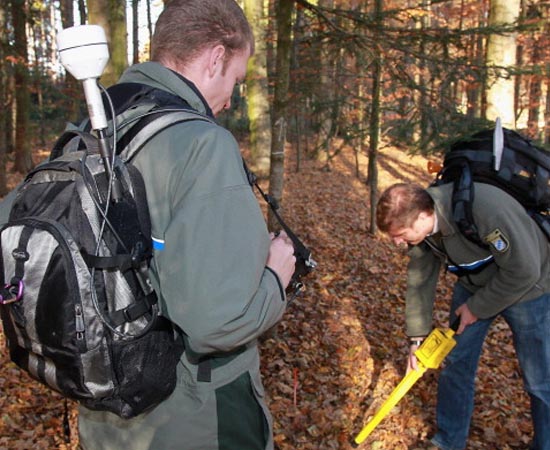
[0, 143, 532, 449]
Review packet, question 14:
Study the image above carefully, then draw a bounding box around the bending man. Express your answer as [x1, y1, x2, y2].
[376, 182, 550, 450]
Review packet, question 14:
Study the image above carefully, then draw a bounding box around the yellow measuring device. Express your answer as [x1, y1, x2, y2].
[353, 321, 459, 446]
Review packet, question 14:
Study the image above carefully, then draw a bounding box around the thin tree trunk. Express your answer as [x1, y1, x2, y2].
[291, 6, 305, 173]
[316, 0, 334, 167]
[368, 0, 383, 235]
[514, 0, 525, 124]
[11, 0, 33, 174]
[132, 0, 139, 64]
[244, 0, 271, 176]
[0, 1, 8, 195]
[323, 51, 342, 171]
[417, 0, 431, 147]
[526, 1, 547, 138]
[60, 0, 79, 122]
[146, 0, 153, 58]
[527, 42, 543, 136]
[8, 74, 15, 154]
[32, 24, 46, 147]
[354, 1, 367, 180]
[485, 0, 521, 127]
[268, 0, 293, 231]
[545, 75, 550, 145]
[78, 0, 86, 24]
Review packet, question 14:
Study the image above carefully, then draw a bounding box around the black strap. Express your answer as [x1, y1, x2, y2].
[185, 344, 248, 383]
[110, 291, 157, 326]
[63, 398, 71, 444]
[446, 257, 494, 277]
[196, 359, 212, 383]
[242, 159, 315, 299]
[13, 226, 33, 286]
[82, 252, 133, 271]
[241, 160, 311, 262]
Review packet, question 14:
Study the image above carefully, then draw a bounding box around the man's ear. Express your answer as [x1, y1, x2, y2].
[417, 210, 434, 230]
[418, 211, 429, 221]
[208, 45, 226, 77]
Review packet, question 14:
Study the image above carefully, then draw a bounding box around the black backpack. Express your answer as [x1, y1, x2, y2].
[0, 84, 209, 418]
[432, 125, 550, 247]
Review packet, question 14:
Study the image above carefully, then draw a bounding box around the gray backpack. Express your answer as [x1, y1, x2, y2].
[0, 86, 206, 418]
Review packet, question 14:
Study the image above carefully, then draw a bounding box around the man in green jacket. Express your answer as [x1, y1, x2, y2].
[77, 1, 296, 449]
[376, 182, 550, 450]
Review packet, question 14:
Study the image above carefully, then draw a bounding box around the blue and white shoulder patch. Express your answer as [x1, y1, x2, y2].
[484, 228, 509, 253]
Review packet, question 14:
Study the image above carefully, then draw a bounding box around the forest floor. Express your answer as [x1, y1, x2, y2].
[0, 139, 534, 449]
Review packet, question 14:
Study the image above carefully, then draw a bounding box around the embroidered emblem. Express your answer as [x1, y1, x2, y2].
[484, 228, 509, 253]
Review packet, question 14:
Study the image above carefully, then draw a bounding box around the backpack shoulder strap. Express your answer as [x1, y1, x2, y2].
[449, 160, 488, 248]
[102, 83, 214, 162]
[118, 109, 213, 163]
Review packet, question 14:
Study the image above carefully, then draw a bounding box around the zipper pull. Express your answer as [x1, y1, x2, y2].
[75, 305, 85, 340]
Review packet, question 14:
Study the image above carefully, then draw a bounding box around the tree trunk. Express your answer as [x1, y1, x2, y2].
[527, 42, 543, 136]
[146, 0, 153, 58]
[316, 0, 335, 167]
[545, 75, 550, 145]
[8, 73, 15, 155]
[78, 0, 87, 24]
[32, 22, 45, 147]
[11, 0, 33, 174]
[59, 0, 79, 122]
[244, 0, 271, 176]
[416, 0, 431, 148]
[526, 1, 548, 138]
[485, 0, 521, 128]
[88, 0, 128, 87]
[322, 51, 342, 171]
[59, 0, 74, 34]
[292, 6, 306, 173]
[465, 3, 487, 121]
[132, 0, 140, 64]
[268, 0, 293, 231]
[0, 1, 8, 195]
[368, 0, 383, 235]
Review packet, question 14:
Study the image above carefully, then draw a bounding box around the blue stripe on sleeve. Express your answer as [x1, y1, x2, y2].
[152, 237, 165, 251]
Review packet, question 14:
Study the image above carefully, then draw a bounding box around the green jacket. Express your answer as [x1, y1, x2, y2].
[406, 182, 550, 337]
[78, 62, 286, 450]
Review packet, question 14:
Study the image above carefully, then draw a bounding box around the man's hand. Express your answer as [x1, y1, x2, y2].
[454, 303, 478, 334]
[267, 231, 296, 289]
[406, 343, 421, 373]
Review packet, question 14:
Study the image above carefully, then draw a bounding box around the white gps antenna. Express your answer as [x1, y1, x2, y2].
[56, 24, 121, 200]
